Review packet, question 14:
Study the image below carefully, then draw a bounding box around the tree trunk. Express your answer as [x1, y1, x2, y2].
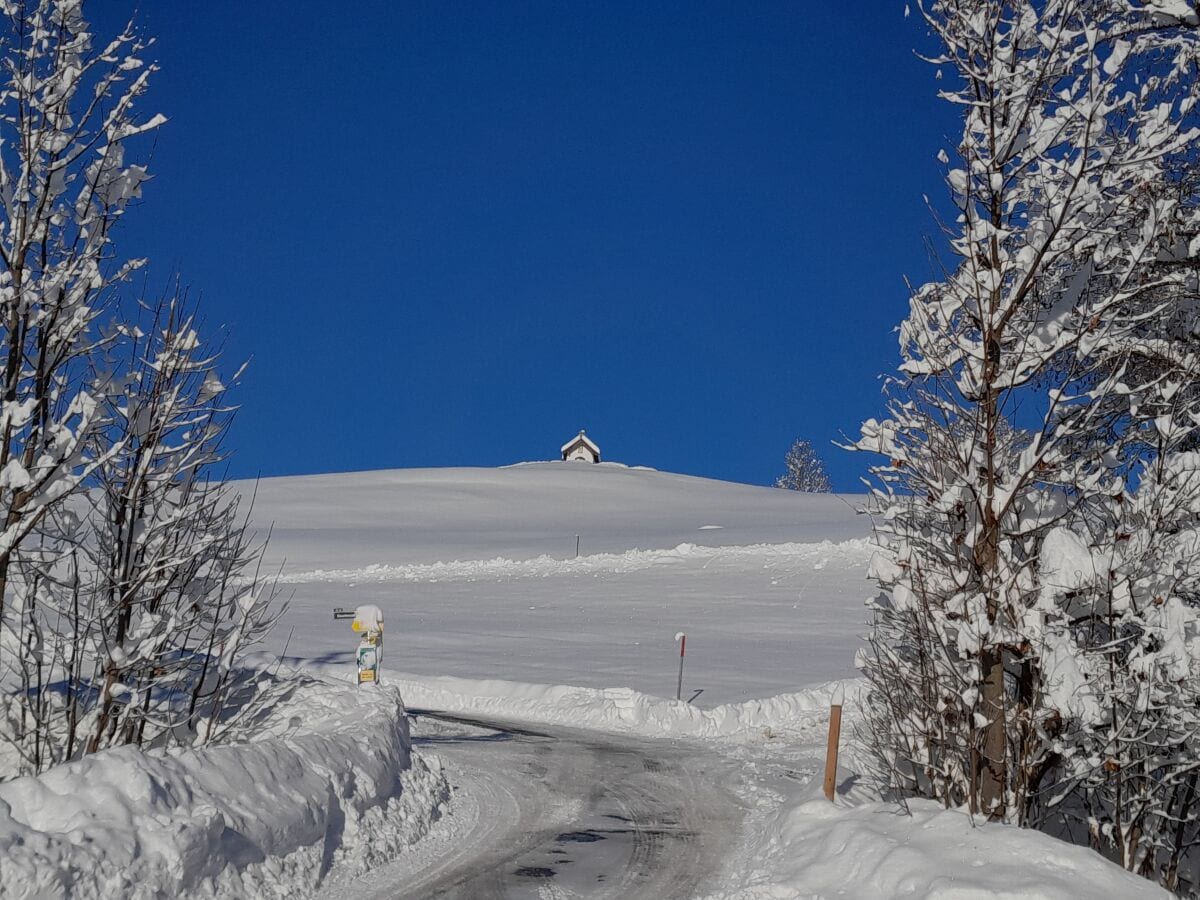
[978, 645, 1007, 819]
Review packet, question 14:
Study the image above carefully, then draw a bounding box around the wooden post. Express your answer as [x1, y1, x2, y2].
[823, 683, 845, 802]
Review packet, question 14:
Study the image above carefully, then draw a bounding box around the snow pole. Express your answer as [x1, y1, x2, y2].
[823, 683, 845, 801]
[675, 632, 686, 700]
[575, 534, 580, 558]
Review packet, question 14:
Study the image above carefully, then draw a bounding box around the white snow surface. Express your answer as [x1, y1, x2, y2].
[252, 463, 873, 706]
[0, 672, 448, 899]
[708, 789, 1170, 900]
[252, 462, 867, 569]
[0, 463, 1168, 899]
[386, 670, 863, 741]
[241, 464, 1163, 899]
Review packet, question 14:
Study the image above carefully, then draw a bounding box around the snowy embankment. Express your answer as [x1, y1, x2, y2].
[710, 791, 1171, 900]
[391, 670, 862, 741]
[277, 538, 870, 586]
[0, 672, 448, 900]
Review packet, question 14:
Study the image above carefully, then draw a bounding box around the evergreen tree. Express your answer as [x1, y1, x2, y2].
[776, 439, 832, 492]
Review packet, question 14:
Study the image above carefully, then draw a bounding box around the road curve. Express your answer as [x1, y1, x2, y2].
[318, 711, 747, 899]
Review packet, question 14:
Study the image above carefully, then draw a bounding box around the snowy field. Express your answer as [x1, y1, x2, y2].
[253, 462, 874, 705]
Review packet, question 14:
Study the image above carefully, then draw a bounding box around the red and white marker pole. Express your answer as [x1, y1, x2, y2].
[675, 632, 687, 700]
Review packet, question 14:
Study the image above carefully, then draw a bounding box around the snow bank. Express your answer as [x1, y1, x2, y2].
[390, 671, 862, 740]
[274, 539, 872, 586]
[0, 673, 448, 899]
[709, 792, 1170, 900]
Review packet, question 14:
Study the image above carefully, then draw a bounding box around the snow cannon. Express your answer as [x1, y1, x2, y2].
[333, 605, 384, 685]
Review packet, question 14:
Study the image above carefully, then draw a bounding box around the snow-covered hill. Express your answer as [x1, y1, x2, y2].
[246, 462, 874, 705]
[250, 461, 867, 570]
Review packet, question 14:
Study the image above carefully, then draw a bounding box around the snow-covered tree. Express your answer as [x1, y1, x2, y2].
[853, 0, 1200, 889]
[776, 439, 832, 492]
[0, 1, 160, 644]
[0, 3, 278, 778]
[0, 1, 162, 774]
[79, 295, 278, 756]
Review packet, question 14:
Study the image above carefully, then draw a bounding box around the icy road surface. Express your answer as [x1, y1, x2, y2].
[316, 712, 747, 899]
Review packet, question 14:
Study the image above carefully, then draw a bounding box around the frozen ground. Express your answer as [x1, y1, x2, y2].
[317, 712, 746, 899]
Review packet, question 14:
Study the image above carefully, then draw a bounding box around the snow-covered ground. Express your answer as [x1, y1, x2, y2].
[247, 463, 1164, 898]
[708, 793, 1171, 900]
[0, 462, 1171, 898]
[255, 462, 873, 706]
[0, 672, 448, 899]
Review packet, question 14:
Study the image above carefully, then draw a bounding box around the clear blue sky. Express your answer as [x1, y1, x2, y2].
[106, 2, 955, 491]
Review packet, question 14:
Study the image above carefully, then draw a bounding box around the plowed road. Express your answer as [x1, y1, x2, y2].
[320, 711, 747, 899]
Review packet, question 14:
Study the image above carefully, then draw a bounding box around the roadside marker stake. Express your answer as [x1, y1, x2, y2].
[675, 632, 687, 700]
[823, 683, 845, 801]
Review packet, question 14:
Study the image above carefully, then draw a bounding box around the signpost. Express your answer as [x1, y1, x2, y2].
[334, 605, 385, 685]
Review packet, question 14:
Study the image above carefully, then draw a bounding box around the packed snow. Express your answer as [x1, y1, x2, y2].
[0, 672, 448, 899]
[708, 793, 1171, 900]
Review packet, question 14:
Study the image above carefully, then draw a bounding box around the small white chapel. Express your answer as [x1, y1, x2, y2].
[561, 430, 600, 464]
